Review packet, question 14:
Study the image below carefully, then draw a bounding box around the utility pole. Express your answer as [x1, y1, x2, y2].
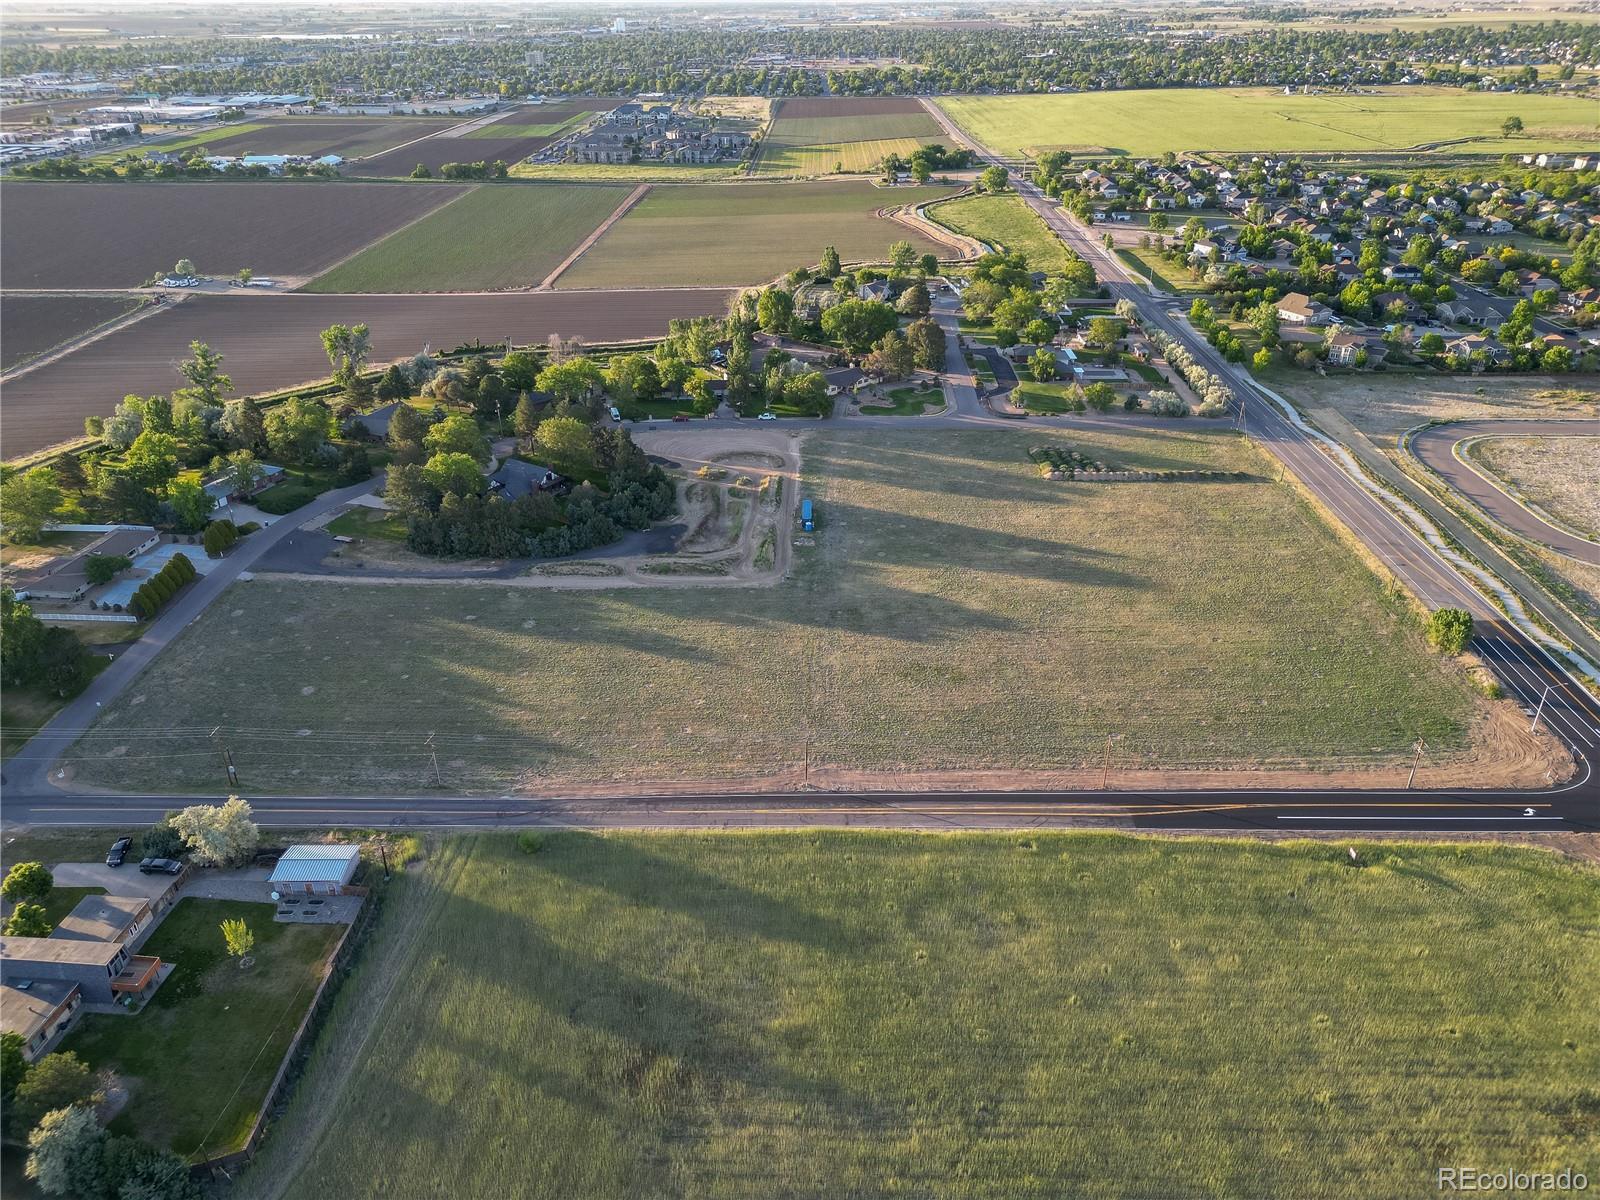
[1407, 737, 1425, 789]
[211, 727, 238, 789]
[1101, 734, 1115, 790]
[425, 733, 442, 787]
[1530, 683, 1552, 733]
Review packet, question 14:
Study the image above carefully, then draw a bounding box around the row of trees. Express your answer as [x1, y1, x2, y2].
[1141, 327, 1234, 417]
[127, 552, 196, 620]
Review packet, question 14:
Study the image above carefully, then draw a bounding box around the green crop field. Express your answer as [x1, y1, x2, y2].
[756, 136, 931, 176]
[510, 161, 743, 182]
[765, 112, 946, 144]
[937, 86, 1600, 158]
[301, 183, 626, 292]
[929, 193, 1081, 273]
[66, 425, 1479, 795]
[235, 832, 1600, 1200]
[557, 181, 960, 288]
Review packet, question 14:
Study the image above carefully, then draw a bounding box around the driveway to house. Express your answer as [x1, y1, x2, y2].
[51, 862, 180, 899]
[1407, 419, 1599, 561]
[2, 473, 384, 798]
[931, 294, 985, 417]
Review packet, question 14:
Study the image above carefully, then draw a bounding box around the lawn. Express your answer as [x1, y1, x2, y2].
[63, 898, 342, 1160]
[67, 424, 1479, 794]
[930, 193, 1080, 273]
[858, 385, 945, 415]
[302, 183, 626, 292]
[937, 87, 1600, 158]
[236, 832, 1600, 1200]
[557, 181, 959, 288]
[1116, 247, 1209, 294]
[325, 507, 409, 541]
[1013, 380, 1083, 413]
[2, 654, 111, 760]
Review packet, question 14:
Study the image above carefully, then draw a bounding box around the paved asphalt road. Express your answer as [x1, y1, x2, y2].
[1408, 419, 1599, 560]
[6, 119, 1600, 833]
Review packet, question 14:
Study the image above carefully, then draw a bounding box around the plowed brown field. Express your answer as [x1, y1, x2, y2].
[0, 289, 734, 458]
[0, 181, 469, 288]
[351, 101, 620, 177]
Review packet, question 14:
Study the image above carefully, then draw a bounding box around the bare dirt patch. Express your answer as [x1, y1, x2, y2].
[1284, 374, 1597, 442]
[1471, 436, 1600, 539]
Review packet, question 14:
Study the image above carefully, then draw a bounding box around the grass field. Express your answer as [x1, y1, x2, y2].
[929, 193, 1082, 273]
[66, 425, 1478, 793]
[1116, 247, 1209, 294]
[755, 106, 947, 177]
[1471, 436, 1600, 538]
[858, 385, 946, 415]
[937, 87, 1600, 158]
[64, 898, 341, 1159]
[301, 183, 625, 292]
[1279, 375, 1598, 440]
[558, 181, 959, 288]
[236, 832, 1600, 1200]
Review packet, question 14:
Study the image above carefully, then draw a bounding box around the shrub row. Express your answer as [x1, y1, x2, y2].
[128, 552, 196, 620]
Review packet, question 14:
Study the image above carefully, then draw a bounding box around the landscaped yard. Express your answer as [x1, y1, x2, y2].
[930, 193, 1081, 273]
[556, 181, 959, 288]
[1115, 247, 1208, 294]
[68, 424, 1482, 794]
[236, 832, 1600, 1200]
[937, 86, 1600, 158]
[325, 507, 409, 541]
[858, 385, 945, 415]
[63, 897, 342, 1160]
[302, 183, 626, 292]
[1013, 380, 1085, 413]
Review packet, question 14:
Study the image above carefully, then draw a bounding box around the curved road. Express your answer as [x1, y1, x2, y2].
[1408, 419, 1599, 560]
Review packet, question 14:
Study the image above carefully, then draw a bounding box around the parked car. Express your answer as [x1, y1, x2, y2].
[671, 413, 691, 422]
[757, 411, 777, 421]
[105, 836, 133, 867]
[609, 406, 622, 422]
[138, 857, 183, 875]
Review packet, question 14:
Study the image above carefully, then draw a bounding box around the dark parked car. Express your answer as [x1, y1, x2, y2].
[138, 857, 183, 876]
[105, 837, 133, 867]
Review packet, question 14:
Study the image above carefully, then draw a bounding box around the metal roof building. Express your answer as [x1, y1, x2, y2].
[268, 845, 362, 895]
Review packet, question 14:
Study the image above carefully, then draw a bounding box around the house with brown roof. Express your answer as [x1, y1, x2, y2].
[1276, 292, 1330, 325]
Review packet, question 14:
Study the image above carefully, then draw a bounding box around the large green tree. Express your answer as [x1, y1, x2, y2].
[0, 467, 63, 543]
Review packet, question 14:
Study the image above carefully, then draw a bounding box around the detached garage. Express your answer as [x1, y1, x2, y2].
[268, 845, 362, 896]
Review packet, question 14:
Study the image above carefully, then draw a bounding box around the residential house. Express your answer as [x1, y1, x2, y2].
[1325, 330, 1387, 367]
[1276, 292, 1331, 325]
[0, 978, 82, 1063]
[0, 936, 161, 1007]
[51, 895, 153, 944]
[487, 459, 563, 501]
[9, 526, 160, 603]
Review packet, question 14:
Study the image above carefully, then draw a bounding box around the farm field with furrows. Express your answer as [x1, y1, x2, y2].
[936, 87, 1600, 158]
[0, 289, 734, 458]
[928, 193, 1082, 273]
[302, 183, 627, 292]
[62, 426, 1480, 795]
[0, 294, 143, 371]
[350, 101, 618, 176]
[143, 116, 458, 159]
[1472, 436, 1600, 539]
[754, 97, 947, 176]
[0, 181, 470, 288]
[556, 181, 959, 288]
[236, 833, 1600, 1200]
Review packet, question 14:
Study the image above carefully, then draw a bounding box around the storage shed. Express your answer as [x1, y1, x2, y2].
[268, 845, 362, 896]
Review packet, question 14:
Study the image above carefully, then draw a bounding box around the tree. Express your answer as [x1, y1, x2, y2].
[2, 590, 48, 687]
[221, 918, 255, 959]
[381, 463, 440, 519]
[1, 1033, 26, 1106]
[9, 1053, 97, 1137]
[388, 402, 427, 454]
[166, 479, 213, 533]
[1085, 317, 1123, 349]
[123, 432, 181, 497]
[687, 376, 717, 415]
[169, 796, 258, 867]
[410, 163, 431, 179]
[101, 1136, 200, 1200]
[783, 371, 829, 414]
[604, 354, 660, 404]
[264, 398, 332, 464]
[422, 413, 489, 463]
[904, 316, 947, 370]
[1082, 382, 1117, 412]
[173, 258, 196, 277]
[499, 349, 541, 393]
[534, 416, 593, 468]
[202, 519, 237, 558]
[221, 450, 264, 499]
[756, 287, 795, 334]
[319, 323, 372, 387]
[1426, 608, 1473, 654]
[1252, 347, 1274, 371]
[25, 1105, 106, 1199]
[535, 357, 603, 405]
[1418, 332, 1446, 356]
[176, 341, 231, 405]
[218, 397, 266, 454]
[84, 554, 132, 586]
[51, 455, 88, 495]
[421, 452, 485, 497]
[375, 364, 410, 402]
[896, 282, 930, 317]
[1028, 347, 1057, 382]
[888, 240, 918, 273]
[821, 299, 898, 353]
[979, 165, 1008, 193]
[920, 253, 940, 276]
[864, 330, 915, 380]
[0, 467, 63, 542]
[1501, 115, 1524, 138]
[512, 394, 540, 443]
[1, 861, 53, 904]
[4, 903, 51, 937]
[820, 245, 841, 277]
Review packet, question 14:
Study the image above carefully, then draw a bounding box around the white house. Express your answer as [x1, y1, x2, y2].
[268, 845, 362, 896]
